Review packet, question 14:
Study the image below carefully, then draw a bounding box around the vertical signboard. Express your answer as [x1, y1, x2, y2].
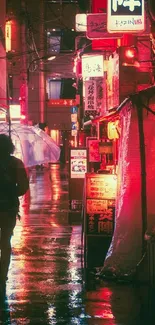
[106, 53, 119, 111]
[69, 148, 88, 223]
[85, 79, 97, 112]
[5, 21, 11, 52]
[107, 0, 145, 33]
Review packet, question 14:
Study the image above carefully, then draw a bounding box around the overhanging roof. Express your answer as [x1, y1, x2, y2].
[92, 85, 155, 124]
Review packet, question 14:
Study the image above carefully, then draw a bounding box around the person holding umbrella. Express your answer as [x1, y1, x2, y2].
[0, 134, 29, 294]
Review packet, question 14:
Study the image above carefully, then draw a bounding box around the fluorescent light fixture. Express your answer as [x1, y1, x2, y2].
[47, 56, 56, 61]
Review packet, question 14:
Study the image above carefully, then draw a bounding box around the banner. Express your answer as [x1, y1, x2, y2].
[85, 80, 97, 112]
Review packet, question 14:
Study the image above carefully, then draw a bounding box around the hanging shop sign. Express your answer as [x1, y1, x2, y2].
[82, 54, 104, 78]
[0, 109, 6, 121]
[75, 14, 87, 32]
[48, 99, 76, 107]
[87, 13, 123, 39]
[106, 53, 119, 111]
[71, 113, 77, 123]
[96, 77, 104, 113]
[107, 0, 145, 33]
[10, 105, 21, 121]
[85, 80, 97, 112]
[70, 148, 88, 179]
[5, 21, 11, 52]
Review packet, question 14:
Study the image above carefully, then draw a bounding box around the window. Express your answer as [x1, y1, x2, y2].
[47, 29, 77, 53]
[49, 80, 61, 99]
[47, 79, 76, 99]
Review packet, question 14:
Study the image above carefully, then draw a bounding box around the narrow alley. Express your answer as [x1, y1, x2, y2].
[0, 164, 153, 325]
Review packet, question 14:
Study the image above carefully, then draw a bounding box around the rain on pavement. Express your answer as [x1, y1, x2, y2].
[0, 164, 153, 324]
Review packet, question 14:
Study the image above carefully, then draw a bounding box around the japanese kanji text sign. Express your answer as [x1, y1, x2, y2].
[107, 0, 145, 32]
[85, 80, 97, 112]
[82, 54, 104, 78]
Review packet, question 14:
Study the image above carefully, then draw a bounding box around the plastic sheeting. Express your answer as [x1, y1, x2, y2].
[0, 123, 60, 167]
[100, 100, 155, 277]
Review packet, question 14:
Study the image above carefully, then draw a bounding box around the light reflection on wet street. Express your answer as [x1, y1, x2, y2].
[0, 164, 152, 324]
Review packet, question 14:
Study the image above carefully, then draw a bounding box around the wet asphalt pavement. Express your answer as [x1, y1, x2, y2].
[0, 164, 154, 324]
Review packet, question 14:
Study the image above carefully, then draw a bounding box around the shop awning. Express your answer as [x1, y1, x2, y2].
[92, 85, 155, 125]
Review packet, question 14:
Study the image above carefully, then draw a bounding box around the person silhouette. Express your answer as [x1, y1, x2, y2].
[0, 134, 29, 294]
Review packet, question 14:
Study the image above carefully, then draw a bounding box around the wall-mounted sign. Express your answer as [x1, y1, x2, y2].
[70, 148, 87, 179]
[71, 113, 77, 123]
[71, 129, 78, 136]
[71, 106, 78, 114]
[107, 0, 145, 33]
[106, 53, 119, 111]
[85, 80, 97, 111]
[10, 105, 20, 120]
[87, 13, 123, 39]
[5, 21, 11, 52]
[0, 109, 6, 121]
[48, 99, 76, 107]
[82, 54, 104, 78]
[76, 14, 87, 32]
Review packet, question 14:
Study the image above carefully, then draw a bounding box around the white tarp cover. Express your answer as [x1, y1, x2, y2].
[101, 100, 155, 277]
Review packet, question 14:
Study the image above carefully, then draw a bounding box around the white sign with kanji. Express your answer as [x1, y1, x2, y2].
[82, 54, 104, 78]
[85, 80, 97, 111]
[108, 0, 145, 32]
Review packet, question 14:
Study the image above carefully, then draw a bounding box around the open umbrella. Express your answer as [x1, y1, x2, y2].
[0, 123, 60, 167]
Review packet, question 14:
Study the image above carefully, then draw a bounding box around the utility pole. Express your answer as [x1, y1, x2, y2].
[39, 0, 46, 123]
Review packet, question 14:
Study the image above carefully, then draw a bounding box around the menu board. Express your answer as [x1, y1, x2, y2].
[86, 174, 117, 200]
[86, 207, 115, 236]
[70, 148, 87, 179]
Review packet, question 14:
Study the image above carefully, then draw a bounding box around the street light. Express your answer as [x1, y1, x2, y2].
[27, 55, 56, 80]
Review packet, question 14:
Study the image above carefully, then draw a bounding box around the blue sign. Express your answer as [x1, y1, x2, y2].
[71, 106, 78, 114]
[71, 122, 77, 130]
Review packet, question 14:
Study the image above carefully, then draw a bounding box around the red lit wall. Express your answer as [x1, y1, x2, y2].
[91, 0, 107, 13]
[0, 0, 6, 105]
[91, 0, 117, 51]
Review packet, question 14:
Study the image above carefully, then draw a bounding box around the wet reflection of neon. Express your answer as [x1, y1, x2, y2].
[47, 303, 57, 324]
[50, 220, 59, 228]
[85, 287, 115, 320]
[67, 226, 82, 312]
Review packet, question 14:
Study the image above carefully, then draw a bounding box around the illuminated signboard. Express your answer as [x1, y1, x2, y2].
[70, 148, 87, 179]
[86, 174, 117, 200]
[82, 54, 104, 78]
[87, 13, 123, 39]
[75, 14, 87, 32]
[0, 109, 6, 121]
[10, 105, 20, 120]
[107, 0, 145, 33]
[5, 21, 11, 52]
[85, 173, 116, 236]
